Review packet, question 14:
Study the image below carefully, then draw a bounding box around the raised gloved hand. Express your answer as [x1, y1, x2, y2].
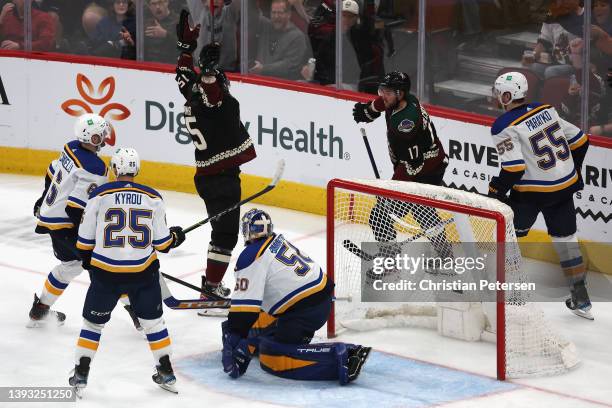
[176, 9, 200, 53]
[199, 42, 221, 76]
[353, 102, 380, 123]
[169, 226, 186, 248]
[221, 320, 251, 378]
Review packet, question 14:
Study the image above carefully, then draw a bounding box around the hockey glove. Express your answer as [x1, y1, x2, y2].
[487, 184, 511, 206]
[33, 196, 43, 217]
[222, 321, 251, 378]
[176, 9, 200, 53]
[353, 102, 380, 123]
[169, 226, 186, 248]
[199, 42, 221, 76]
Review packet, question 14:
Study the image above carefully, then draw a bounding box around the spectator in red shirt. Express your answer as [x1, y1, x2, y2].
[0, 0, 55, 51]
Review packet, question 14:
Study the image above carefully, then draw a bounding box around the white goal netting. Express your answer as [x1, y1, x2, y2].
[328, 179, 578, 379]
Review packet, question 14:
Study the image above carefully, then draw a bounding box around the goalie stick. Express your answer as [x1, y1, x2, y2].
[184, 159, 285, 234]
[160, 273, 230, 310]
[342, 217, 455, 261]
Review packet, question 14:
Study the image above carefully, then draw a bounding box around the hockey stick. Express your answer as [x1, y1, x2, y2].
[209, 0, 215, 43]
[160, 272, 230, 309]
[183, 159, 285, 234]
[361, 127, 380, 179]
[343, 217, 455, 261]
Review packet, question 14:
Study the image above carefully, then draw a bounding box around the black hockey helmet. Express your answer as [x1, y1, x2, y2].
[379, 71, 411, 97]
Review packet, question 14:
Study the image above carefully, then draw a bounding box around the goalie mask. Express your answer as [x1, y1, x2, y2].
[74, 114, 110, 150]
[111, 147, 140, 177]
[493, 72, 528, 107]
[241, 209, 274, 244]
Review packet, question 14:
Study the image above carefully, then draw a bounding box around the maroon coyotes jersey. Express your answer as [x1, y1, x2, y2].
[176, 56, 256, 175]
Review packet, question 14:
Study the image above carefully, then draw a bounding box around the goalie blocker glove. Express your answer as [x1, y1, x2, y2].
[353, 102, 381, 123]
[176, 9, 200, 53]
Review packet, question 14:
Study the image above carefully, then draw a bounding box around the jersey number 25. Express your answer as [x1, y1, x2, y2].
[104, 208, 152, 249]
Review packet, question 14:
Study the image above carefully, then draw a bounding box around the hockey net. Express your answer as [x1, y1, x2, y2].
[326, 178, 578, 379]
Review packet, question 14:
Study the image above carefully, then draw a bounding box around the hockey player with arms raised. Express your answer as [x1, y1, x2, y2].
[69, 148, 186, 395]
[28, 114, 110, 326]
[221, 209, 371, 384]
[175, 10, 257, 300]
[488, 72, 592, 320]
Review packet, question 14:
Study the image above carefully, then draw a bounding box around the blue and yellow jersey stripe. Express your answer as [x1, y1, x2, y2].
[90, 251, 157, 273]
[153, 235, 173, 251]
[513, 169, 579, 192]
[67, 195, 87, 209]
[567, 131, 588, 151]
[230, 299, 263, 313]
[269, 269, 327, 315]
[501, 159, 526, 172]
[46, 163, 56, 178]
[509, 104, 551, 126]
[37, 216, 73, 230]
[64, 143, 83, 169]
[76, 236, 95, 250]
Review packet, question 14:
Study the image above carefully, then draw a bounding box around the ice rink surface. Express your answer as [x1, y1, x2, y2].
[1, 173, 611, 408]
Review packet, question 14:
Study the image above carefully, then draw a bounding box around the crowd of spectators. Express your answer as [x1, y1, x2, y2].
[1, 0, 611, 137]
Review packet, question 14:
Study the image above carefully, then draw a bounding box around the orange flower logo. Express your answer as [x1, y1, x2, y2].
[61, 74, 131, 146]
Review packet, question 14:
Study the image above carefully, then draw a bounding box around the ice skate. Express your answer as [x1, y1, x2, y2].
[68, 357, 90, 399]
[152, 355, 177, 394]
[27, 294, 66, 328]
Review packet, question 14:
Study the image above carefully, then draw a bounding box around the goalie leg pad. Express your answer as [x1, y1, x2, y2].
[39, 261, 82, 306]
[259, 338, 357, 383]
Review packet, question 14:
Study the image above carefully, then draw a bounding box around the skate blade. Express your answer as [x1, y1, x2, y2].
[74, 386, 85, 399]
[571, 309, 594, 320]
[27, 312, 66, 328]
[197, 309, 229, 317]
[158, 383, 178, 394]
[348, 347, 372, 383]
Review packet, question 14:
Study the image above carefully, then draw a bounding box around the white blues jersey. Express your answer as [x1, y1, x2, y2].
[231, 234, 328, 316]
[37, 140, 107, 232]
[491, 103, 588, 201]
[76, 181, 173, 273]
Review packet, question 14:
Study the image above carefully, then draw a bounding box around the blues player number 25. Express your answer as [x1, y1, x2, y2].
[528, 122, 569, 170]
[104, 208, 152, 249]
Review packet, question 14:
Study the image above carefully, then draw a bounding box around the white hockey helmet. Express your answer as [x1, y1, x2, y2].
[111, 147, 140, 177]
[493, 72, 528, 106]
[74, 113, 110, 148]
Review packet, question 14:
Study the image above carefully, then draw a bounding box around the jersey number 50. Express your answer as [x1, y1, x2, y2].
[275, 242, 313, 276]
[185, 115, 208, 151]
[104, 208, 152, 249]
[528, 122, 570, 170]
